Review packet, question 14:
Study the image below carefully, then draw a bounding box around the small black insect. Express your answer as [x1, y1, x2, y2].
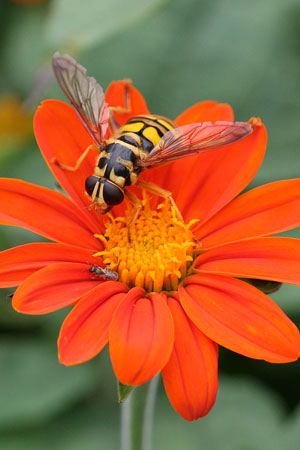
[89, 264, 119, 281]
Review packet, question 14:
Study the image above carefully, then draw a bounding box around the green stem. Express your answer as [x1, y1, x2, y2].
[120, 393, 133, 450]
[120, 375, 160, 450]
[141, 375, 160, 450]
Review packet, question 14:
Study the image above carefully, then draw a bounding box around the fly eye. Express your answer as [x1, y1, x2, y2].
[85, 176, 99, 196]
[103, 182, 124, 206]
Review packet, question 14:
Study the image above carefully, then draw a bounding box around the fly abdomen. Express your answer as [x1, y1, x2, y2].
[118, 134, 139, 148]
[119, 115, 175, 152]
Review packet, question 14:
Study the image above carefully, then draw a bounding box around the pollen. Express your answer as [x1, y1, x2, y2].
[249, 117, 262, 127]
[94, 194, 200, 292]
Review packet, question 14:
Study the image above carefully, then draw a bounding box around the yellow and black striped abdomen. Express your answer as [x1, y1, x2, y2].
[95, 115, 175, 191]
[117, 115, 175, 153]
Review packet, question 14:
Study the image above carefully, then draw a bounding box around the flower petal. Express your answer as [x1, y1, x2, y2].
[195, 179, 300, 247]
[175, 100, 234, 126]
[162, 295, 218, 421]
[34, 100, 105, 230]
[0, 178, 100, 249]
[195, 237, 300, 285]
[179, 274, 300, 362]
[105, 80, 150, 126]
[109, 290, 174, 386]
[141, 100, 235, 197]
[142, 121, 267, 225]
[0, 242, 101, 287]
[58, 281, 128, 365]
[12, 262, 101, 314]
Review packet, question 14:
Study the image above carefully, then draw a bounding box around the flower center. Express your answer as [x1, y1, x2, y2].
[94, 194, 199, 292]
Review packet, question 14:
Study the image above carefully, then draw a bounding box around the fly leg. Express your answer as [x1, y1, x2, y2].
[51, 144, 99, 171]
[124, 189, 142, 243]
[108, 79, 133, 137]
[136, 180, 183, 221]
[109, 79, 132, 114]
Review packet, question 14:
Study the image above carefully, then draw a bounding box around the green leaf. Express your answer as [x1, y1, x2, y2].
[45, 0, 170, 52]
[118, 381, 135, 403]
[272, 282, 300, 315]
[0, 400, 120, 450]
[245, 279, 282, 295]
[1, 6, 48, 93]
[0, 339, 95, 428]
[153, 376, 288, 450]
[281, 405, 300, 450]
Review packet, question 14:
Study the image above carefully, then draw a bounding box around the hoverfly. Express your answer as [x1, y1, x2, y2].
[89, 264, 119, 281]
[52, 53, 252, 223]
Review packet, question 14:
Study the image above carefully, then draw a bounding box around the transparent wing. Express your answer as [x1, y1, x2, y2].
[137, 121, 253, 168]
[52, 52, 110, 147]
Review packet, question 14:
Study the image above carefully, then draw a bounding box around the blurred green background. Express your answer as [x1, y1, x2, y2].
[0, 0, 300, 448]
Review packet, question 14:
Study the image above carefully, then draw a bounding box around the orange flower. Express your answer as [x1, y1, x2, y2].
[1, 82, 300, 421]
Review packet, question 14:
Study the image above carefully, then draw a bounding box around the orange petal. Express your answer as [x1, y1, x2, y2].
[195, 179, 300, 247]
[195, 237, 300, 285]
[12, 262, 102, 314]
[109, 290, 174, 386]
[0, 178, 100, 249]
[179, 274, 300, 362]
[142, 121, 267, 225]
[141, 100, 234, 197]
[0, 242, 101, 287]
[34, 100, 105, 229]
[58, 281, 128, 365]
[105, 80, 150, 126]
[175, 100, 234, 126]
[162, 295, 218, 421]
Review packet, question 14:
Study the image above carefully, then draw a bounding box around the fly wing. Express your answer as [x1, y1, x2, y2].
[137, 121, 253, 168]
[52, 52, 109, 147]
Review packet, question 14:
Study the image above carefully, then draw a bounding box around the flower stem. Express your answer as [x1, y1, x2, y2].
[120, 375, 160, 450]
[120, 393, 132, 450]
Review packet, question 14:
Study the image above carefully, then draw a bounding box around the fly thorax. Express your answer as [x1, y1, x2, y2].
[96, 142, 138, 188]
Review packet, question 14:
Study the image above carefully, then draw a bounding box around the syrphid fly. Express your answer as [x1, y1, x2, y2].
[52, 53, 253, 224]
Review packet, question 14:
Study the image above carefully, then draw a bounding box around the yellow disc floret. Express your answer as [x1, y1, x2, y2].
[94, 193, 200, 292]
